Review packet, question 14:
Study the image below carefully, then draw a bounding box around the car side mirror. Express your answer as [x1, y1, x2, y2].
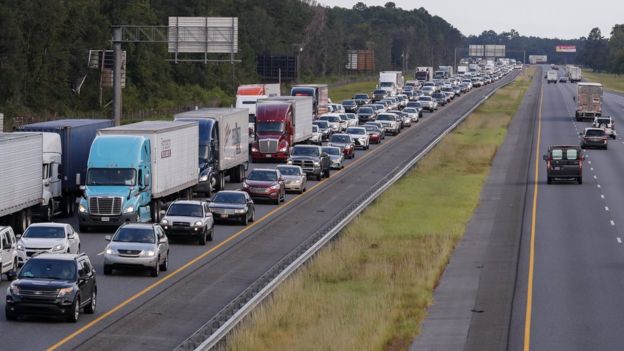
[105, 235, 111, 241]
[159, 210, 166, 217]
[159, 237, 167, 244]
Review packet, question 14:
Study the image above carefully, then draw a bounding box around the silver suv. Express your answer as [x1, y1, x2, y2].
[103, 223, 169, 277]
[0, 226, 18, 280]
[160, 200, 214, 245]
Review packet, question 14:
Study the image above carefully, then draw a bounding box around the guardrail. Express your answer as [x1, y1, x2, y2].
[174, 72, 520, 351]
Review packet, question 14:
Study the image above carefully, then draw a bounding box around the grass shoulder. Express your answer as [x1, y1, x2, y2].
[582, 70, 624, 93]
[225, 68, 535, 351]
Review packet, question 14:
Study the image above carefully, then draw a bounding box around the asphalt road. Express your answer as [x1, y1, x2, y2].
[509, 72, 624, 350]
[0, 72, 518, 351]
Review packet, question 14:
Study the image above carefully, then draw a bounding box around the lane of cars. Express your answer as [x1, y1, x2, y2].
[0, 66, 517, 328]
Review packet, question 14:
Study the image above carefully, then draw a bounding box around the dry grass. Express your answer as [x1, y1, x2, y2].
[582, 70, 624, 93]
[225, 68, 535, 351]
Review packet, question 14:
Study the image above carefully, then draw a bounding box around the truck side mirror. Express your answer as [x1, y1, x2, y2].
[542, 155, 548, 161]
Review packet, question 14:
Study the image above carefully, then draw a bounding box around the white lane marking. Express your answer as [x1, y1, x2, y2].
[598, 184, 601, 188]
[591, 167, 594, 171]
[605, 206, 610, 211]
[601, 194, 605, 199]
[594, 175, 598, 179]
[588, 160, 592, 164]
[618, 237, 622, 244]
[611, 220, 616, 226]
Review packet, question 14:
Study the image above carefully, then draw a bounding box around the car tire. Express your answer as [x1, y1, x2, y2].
[198, 228, 207, 245]
[208, 225, 215, 240]
[103, 264, 112, 275]
[316, 173, 322, 181]
[84, 290, 96, 314]
[578, 177, 583, 184]
[274, 196, 280, 205]
[242, 212, 249, 225]
[45, 201, 54, 222]
[326, 168, 331, 178]
[604, 145, 608, 150]
[79, 225, 89, 233]
[250, 210, 255, 223]
[160, 253, 168, 272]
[151, 261, 160, 277]
[5, 306, 17, 321]
[547, 176, 552, 184]
[67, 296, 80, 323]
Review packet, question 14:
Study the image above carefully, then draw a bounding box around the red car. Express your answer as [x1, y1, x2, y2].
[363, 125, 383, 144]
[328, 133, 355, 159]
[242, 168, 286, 205]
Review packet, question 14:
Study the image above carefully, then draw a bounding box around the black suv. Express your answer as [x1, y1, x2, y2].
[543, 145, 584, 184]
[287, 145, 331, 181]
[5, 253, 97, 322]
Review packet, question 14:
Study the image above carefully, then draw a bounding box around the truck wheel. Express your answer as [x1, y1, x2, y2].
[67, 296, 80, 323]
[61, 196, 74, 217]
[14, 210, 29, 234]
[150, 200, 161, 222]
[103, 265, 112, 275]
[45, 202, 54, 222]
[578, 177, 583, 184]
[325, 168, 331, 178]
[547, 177, 552, 184]
[316, 173, 322, 181]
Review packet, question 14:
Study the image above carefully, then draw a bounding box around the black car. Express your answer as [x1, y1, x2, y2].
[352, 93, 371, 106]
[208, 191, 255, 225]
[432, 92, 447, 106]
[543, 145, 584, 184]
[6, 253, 97, 322]
[372, 89, 387, 102]
[341, 99, 358, 113]
[287, 145, 331, 181]
[357, 106, 376, 123]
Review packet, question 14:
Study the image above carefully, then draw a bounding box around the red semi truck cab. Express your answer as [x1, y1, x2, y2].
[252, 103, 294, 162]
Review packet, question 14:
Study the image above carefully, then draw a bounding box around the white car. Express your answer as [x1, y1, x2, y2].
[318, 114, 343, 133]
[376, 113, 401, 135]
[16, 223, 80, 265]
[311, 125, 322, 145]
[402, 107, 420, 123]
[345, 113, 359, 127]
[345, 127, 370, 149]
[0, 226, 18, 280]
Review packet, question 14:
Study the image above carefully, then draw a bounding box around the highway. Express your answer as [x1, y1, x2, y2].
[509, 71, 624, 350]
[0, 73, 518, 351]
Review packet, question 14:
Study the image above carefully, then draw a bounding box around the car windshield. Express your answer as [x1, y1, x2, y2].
[364, 125, 379, 132]
[322, 147, 341, 156]
[18, 259, 77, 281]
[113, 228, 155, 243]
[346, 128, 365, 135]
[320, 116, 340, 123]
[373, 90, 386, 95]
[377, 115, 394, 121]
[358, 107, 373, 114]
[23, 226, 65, 239]
[313, 121, 329, 128]
[291, 88, 313, 96]
[419, 97, 432, 101]
[87, 168, 136, 186]
[256, 122, 284, 133]
[342, 100, 356, 106]
[291, 147, 320, 157]
[276, 167, 301, 176]
[380, 82, 393, 88]
[166, 203, 203, 217]
[247, 170, 278, 181]
[585, 129, 605, 137]
[354, 94, 368, 99]
[330, 135, 351, 143]
[213, 192, 246, 204]
[404, 108, 417, 113]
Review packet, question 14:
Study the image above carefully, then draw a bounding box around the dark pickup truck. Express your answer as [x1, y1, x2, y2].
[543, 145, 584, 184]
[287, 145, 331, 181]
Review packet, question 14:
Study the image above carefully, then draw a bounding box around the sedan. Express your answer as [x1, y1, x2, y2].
[103, 223, 169, 277]
[357, 106, 376, 123]
[276, 165, 307, 193]
[318, 115, 343, 133]
[208, 190, 255, 225]
[322, 146, 345, 169]
[328, 134, 355, 159]
[364, 122, 387, 137]
[402, 107, 420, 123]
[243, 168, 286, 204]
[16, 223, 80, 266]
[418, 96, 437, 111]
[363, 124, 383, 144]
[345, 127, 370, 149]
[313, 121, 331, 141]
[160, 200, 214, 244]
[341, 99, 358, 113]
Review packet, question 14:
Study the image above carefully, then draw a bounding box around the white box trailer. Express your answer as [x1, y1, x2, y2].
[257, 96, 314, 144]
[0, 133, 43, 232]
[98, 121, 199, 198]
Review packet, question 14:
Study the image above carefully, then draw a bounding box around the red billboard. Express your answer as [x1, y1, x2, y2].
[556, 45, 577, 53]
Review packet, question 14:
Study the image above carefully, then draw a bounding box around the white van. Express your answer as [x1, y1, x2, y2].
[0, 226, 18, 280]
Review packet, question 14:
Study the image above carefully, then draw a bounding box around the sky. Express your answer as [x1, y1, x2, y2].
[319, 0, 622, 39]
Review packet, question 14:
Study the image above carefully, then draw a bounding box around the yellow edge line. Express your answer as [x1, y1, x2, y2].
[523, 77, 543, 351]
[47, 115, 412, 350]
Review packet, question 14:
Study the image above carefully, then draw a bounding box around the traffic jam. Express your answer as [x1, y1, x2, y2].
[0, 63, 517, 322]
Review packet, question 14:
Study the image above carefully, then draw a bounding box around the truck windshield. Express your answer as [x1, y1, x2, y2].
[379, 82, 393, 88]
[87, 168, 136, 186]
[291, 147, 319, 157]
[291, 88, 314, 97]
[256, 122, 284, 133]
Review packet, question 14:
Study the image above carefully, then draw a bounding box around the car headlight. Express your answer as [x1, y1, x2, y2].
[194, 220, 203, 226]
[143, 250, 156, 257]
[251, 147, 258, 152]
[124, 206, 134, 213]
[270, 184, 281, 190]
[161, 219, 169, 225]
[57, 287, 74, 298]
[78, 204, 87, 213]
[9, 284, 20, 295]
[105, 248, 114, 255]
[17, 243, 24, 251]
[235, 209, 246, 214]
[287, 160, 293, 165]
[199, 174, 209, 182]
[243, 182, 250, 188]
[53, 243, 65, 251]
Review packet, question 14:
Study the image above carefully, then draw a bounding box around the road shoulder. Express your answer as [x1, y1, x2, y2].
[410, 71, 542, 351]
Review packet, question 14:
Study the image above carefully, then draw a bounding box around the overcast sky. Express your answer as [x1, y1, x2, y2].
[319, 0, 621, 39]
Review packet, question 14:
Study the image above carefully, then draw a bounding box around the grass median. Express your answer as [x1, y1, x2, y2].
[582, 70, 624, 93]
[330, 80, 377, 102]
[225, 68, 535, 351]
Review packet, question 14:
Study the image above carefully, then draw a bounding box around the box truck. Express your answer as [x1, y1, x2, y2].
[235, 84, 280, 143]
[546, 70, 558, 84]
[575, 83, 603, 121]
[78, 121, 198, 230]
[0, 133, 43, 233]
[415, 67, 433, 82]
[378, 71, 404, 96]
[252, 96, 314, 162]
[568, 66, 582, 83]
[17, 119, 114, 218]
[290, 84, 328, 117]
[175, 108, 249, 195]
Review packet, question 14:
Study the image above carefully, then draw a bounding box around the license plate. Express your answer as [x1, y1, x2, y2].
[101, 217, 110, 222]
[554, 167, 560, 170]
[221, 214, 228, 218]
[266, 154, 272, 158]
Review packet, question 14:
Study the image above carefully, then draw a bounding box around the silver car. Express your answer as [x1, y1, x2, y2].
[103, 223, 169, 277]
[311, 125, 323, 145]
[276, 165, 307, 193]
[160, 200, 214, 245]
[322, 146, 345, 169]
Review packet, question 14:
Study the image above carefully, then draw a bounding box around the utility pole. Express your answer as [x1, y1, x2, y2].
[112, 27, 122, 126]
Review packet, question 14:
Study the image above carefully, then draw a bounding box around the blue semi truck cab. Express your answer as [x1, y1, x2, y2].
[78, 136, 152, 231]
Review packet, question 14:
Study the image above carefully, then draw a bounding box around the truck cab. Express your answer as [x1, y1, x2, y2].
[78, 136, 152, 231]
[253, 103, 293, 161]
[40, 133, 62, 221]
[175, 118, 219, 195]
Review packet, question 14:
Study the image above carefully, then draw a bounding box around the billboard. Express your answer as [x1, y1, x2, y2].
[469, 45, 484, 57]
[529, 55, 548, 64]
[485, 45, 506, 57]
[345, 50, 375, 71]
[556, 45, 576, 53]
[168, 17, 238, 54]
[256, 55, 297, 82]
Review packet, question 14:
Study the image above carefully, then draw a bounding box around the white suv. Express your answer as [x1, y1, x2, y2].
[0, 226, 18, 280]
[16, 223, 81, 265]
